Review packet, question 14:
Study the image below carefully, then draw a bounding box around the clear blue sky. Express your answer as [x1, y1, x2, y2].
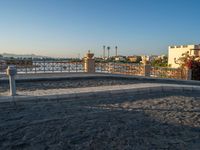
[0, 0, 200, 57]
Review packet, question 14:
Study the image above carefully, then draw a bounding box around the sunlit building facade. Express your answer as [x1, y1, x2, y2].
[168, 44, 200, 68]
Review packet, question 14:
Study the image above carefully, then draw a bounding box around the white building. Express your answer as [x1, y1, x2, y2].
[168, 44, 200, 68]
[148, 55, 159, 62]
[114, 55, 126, 61]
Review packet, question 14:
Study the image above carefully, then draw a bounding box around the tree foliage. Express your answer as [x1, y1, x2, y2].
[177, 52, 200, 80]
[150, 56, 168, 67]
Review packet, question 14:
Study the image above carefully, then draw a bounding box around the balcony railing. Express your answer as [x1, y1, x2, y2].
[95, 62, 144, 76]
[0, 60, 189, 80]
[150, 66, 186, 79]
[0, 60, 85, 74]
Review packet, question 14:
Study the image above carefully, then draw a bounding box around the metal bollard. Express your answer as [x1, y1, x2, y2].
[6, 65, 17, 96]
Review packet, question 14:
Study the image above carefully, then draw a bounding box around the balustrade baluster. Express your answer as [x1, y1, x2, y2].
[25, 62, 27, 74]
[75, 62, 78, 72]
[52, 62, 54, 72]
[68, 62, 70, 72]
[60, 62, 63, 72]
[34, 61, 36, 73]
[43, 59, 46, 72]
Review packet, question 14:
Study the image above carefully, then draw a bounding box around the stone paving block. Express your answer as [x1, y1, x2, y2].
[93, 91, 111, 99]
[56, 93, 77, 100]
[16, 96, 34, 102]
[170, 86, 182, 90]
[77, 92, 97, 99]
[192, 87, 200, 92]
[182, 86, 193, 92]
[124, 89, 138, 97]
[111, 93, 127, 100]
[110, 89, 125, 94]
[136, 87, 151, 94]
[161, 86, 179, 92]
[149, 86, 162, 93]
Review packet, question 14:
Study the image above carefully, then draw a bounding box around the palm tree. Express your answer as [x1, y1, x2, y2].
[115, 46, 118, 57]
[103, 45, 106, 59]
[107, 46, 110, 59]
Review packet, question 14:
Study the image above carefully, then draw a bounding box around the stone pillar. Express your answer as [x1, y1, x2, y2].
[141, 56, 151, 77]
[84, 51, 95, 73]
[143, 65, 151, 77]
[185, 68, 192, 80]
[6, 65, 17, 96]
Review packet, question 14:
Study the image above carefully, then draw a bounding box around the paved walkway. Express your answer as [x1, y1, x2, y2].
[0, 72, 109, 80]
[1, 83, 199, 103]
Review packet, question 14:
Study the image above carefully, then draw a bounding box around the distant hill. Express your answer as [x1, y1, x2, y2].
[1, 53, 51, 59]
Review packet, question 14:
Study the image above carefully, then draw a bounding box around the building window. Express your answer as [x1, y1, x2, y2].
[170, 46, 175, 48]
[183, 45, 188, 48]
[176, 46, 181, 48]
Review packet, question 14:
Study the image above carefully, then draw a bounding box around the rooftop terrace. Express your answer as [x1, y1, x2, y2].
[0, 73, 200, 149]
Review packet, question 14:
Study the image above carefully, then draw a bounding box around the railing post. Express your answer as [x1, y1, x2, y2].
[76, 61, 78, 72]
[34, 61, 37, 73]
[141, 56, 151, 77]
[43, 59, 46, 73]
[25, 61, 28, 74]
[52, 61, 54, 72]
[84, 51, 95, 73]
[68, 62, 70, 72]
[109, 62, 111, 74]
[185, 68, 192, 80]
[143, 64, 151, 77]
[60, 62, 63, 72]
[6, 65, 17, 96]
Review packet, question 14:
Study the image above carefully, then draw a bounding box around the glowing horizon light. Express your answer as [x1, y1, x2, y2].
[0, 0, 200, 57]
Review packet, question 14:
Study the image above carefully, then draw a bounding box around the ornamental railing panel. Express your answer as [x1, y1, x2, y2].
[0, 60, 84, 74]
[0, 60, 188, 80]
[95, 62, 111, 73]
[150, 67, 186, 79]
[95, 62, 143, 76]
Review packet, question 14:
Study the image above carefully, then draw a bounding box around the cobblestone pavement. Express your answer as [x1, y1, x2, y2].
[0, 92, 200, 150]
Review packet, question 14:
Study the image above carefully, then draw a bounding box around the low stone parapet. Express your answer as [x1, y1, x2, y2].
[1, 83, 200, 103]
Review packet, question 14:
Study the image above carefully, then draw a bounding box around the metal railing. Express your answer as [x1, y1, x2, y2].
[95, 62, 144, 76]
[0, 60, 188, 80]
[95, 62, 187, 79]
[0, 60, 85, 74]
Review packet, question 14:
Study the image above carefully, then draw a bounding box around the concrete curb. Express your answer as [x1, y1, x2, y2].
[1, 73, 200, 86]
[1, 85, 200, 104]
